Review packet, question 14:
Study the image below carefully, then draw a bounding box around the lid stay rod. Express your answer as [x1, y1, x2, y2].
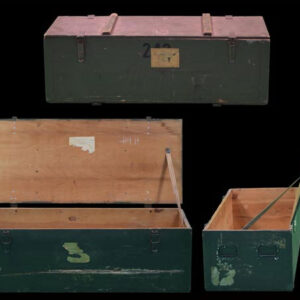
[243, 175, 300, 230]
[165, 148, 184, 225]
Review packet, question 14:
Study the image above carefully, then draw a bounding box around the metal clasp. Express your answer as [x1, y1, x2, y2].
[228, 33, 237, 64]
[76, 36, 85, 63]
[1, 230, 12, 254]
[150, 230, 160, 253]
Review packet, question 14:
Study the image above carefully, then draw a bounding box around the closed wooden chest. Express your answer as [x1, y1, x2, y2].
[44, 14, 270, 105]
[0, 118, 191, 293]
[203, 186, 300, 291]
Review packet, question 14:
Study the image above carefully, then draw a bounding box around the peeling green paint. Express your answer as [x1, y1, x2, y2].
[274, 239, 286, 249]
[211, 260, 236, 287]
[211, 267, 220, 286]
[219, 269, 236, 286]
[62, 242, 90, 263]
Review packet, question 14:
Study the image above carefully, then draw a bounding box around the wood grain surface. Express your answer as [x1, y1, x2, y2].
[0, 119, 182, 204]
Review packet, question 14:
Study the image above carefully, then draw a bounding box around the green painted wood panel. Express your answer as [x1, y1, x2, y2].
[292, 191, 300, 280]
[44, 37, 270, 105]
[0, 229, 191, 292]
[202, 230, 295, 291]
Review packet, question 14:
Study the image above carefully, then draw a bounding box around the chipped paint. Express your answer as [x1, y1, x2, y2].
[211, 259, 236, 287]
[219, 269, 236, 286]
[62, 243, 90, 263]
[243, 263, 254, 275]
[217, 98, 228, 104]
[274, 238, 286, 249]
[211, 266, 220, 286]
[69, 137, 95, 153]
[0, 268, 184, 277]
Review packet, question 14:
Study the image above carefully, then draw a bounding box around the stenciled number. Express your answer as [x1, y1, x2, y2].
[62, 242, 90, 263]
[142, 43, 171, 58]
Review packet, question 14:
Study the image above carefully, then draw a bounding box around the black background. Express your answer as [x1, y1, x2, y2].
[2, 1, 300, 298]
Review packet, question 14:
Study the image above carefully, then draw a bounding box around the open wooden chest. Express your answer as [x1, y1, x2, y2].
[203, 187, 300, 291]
[0, 118, 191, 293]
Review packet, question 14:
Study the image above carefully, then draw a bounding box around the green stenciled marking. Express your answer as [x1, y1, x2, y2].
[62, 242, 90, 263]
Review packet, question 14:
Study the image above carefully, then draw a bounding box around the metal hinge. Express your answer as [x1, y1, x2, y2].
[1, 230, 12, 254]
[76, 36, 85, 63]
[228, 32, 237, 64]
[150, 230, 160, 253]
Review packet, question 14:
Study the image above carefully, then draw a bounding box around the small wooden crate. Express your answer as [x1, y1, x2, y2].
[0, 118, 191, 293]
[203, 187, 300, 291]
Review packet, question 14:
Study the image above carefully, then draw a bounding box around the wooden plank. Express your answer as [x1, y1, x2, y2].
[228, 188, 296, 202]
[0, 119, 182, 204]
[205, 190, 234, 230]
[0, 208, 185, 229]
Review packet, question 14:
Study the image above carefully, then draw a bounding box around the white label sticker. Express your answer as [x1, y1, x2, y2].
[69, 137, 95, 154]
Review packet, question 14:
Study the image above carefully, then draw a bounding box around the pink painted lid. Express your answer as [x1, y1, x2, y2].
[45, 15, 270, 38]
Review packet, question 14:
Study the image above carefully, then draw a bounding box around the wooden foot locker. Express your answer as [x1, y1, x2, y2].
[0, 118, 191, 293]
[203, 186, 300, 291]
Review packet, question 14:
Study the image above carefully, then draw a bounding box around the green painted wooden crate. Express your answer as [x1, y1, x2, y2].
[44, 14, 270, 105]
[0, 118, 192, 293]
[203, 186, 300, 291]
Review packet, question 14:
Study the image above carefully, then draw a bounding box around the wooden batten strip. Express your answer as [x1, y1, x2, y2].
[0, 207, 185, 229]
[202, 13, 213, 36]
[102, 13, 118, 35]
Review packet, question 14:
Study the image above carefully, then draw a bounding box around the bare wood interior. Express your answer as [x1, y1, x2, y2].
[205, 188, 298, 230]
[0, 119, 182, 204]
[0, 208, 188, 229]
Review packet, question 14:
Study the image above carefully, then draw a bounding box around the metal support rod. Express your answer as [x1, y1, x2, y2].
[243, 175, 300, 230]
[165, 148, 184, 225]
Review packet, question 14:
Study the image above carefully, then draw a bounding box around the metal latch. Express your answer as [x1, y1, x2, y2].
[228, 33, 236, 64]
[76, 36, 85, 63]
[1, 230, 12, 254]
[150, 230, 160, 253]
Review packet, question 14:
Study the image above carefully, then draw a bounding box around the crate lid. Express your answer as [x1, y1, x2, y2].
[45, 15, 269, 39]
[0, 119, 182, 204]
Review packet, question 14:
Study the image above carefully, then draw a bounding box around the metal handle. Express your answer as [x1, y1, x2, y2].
[257, 245, 278, 257]
[217, 245, 238, 258]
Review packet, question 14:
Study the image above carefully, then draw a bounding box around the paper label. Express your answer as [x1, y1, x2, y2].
[69, 136, 95, 154]
[151, 48, 180, 68]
